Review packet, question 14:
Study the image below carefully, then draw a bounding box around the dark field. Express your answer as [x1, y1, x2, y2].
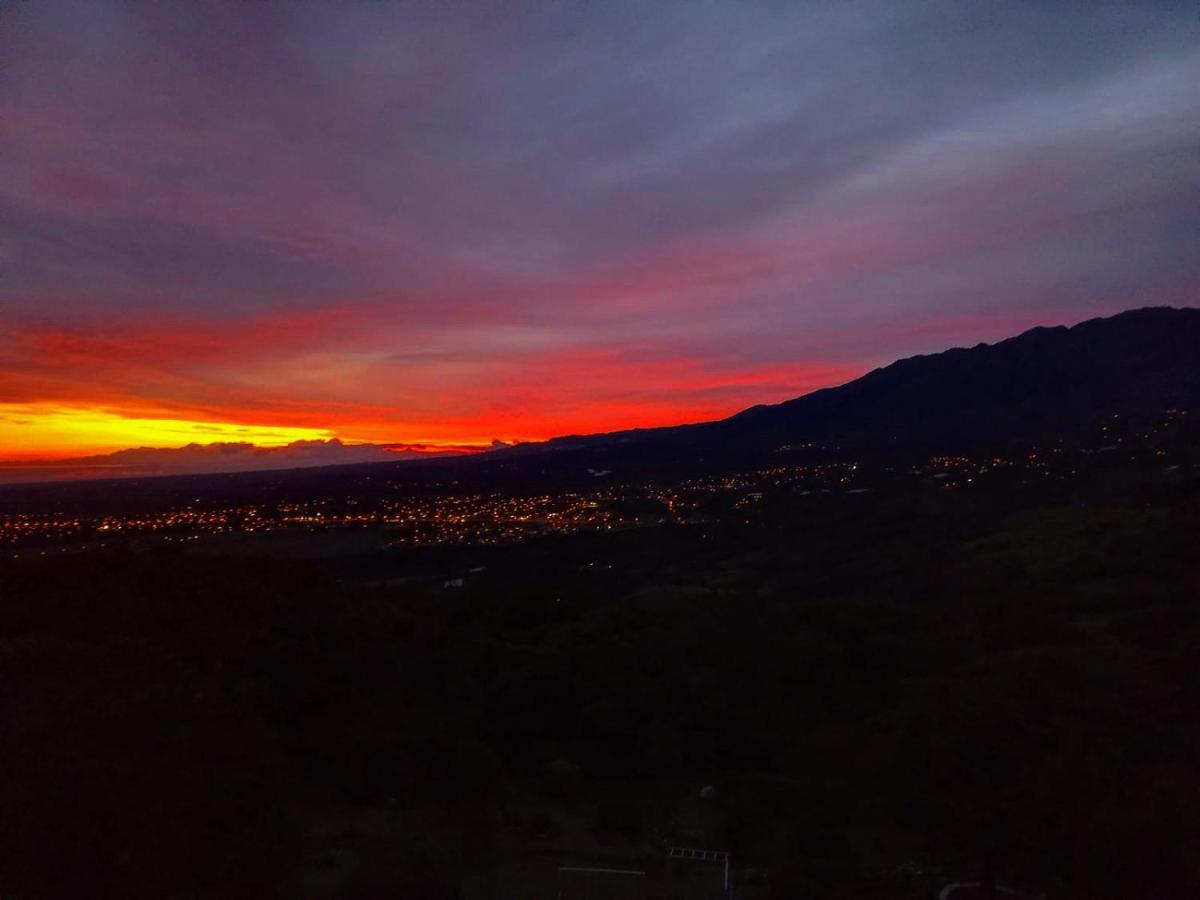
[2, 460, 1197, 899]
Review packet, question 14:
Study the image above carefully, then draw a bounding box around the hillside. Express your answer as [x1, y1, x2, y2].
[537, 306, 1200, 459]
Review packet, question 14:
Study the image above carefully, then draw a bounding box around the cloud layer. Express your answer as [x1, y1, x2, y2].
[2, 1, 1197, 455]
[0, 439, 467, 484]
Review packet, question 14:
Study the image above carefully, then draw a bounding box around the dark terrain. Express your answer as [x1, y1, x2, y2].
[1, 308, 1197, 898]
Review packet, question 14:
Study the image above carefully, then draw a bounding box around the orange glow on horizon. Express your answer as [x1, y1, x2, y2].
[0, 403, 340, 460]
[0, 400, 748, 462]
[0, 356, 866, 462]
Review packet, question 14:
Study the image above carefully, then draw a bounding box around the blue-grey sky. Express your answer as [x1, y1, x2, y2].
[1, 0, 1197, 453]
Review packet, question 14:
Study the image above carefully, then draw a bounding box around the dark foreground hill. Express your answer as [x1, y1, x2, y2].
[2, 460, 1197, 898]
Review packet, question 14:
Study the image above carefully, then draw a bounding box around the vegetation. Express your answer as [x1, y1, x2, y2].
[1, 467, 1197, 898]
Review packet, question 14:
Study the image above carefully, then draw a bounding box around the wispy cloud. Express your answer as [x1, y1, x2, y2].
[2, 1, 1196, 451]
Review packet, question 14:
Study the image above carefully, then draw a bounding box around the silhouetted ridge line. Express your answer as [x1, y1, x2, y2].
[533, 306, 1200, 455]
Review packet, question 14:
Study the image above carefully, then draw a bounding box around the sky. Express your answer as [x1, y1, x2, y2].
[2, 0, 1197, 463]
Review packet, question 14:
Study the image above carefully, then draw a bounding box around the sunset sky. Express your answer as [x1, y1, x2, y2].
[2, 1, 1197, 462]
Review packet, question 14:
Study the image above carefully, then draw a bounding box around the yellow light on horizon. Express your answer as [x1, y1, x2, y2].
[0, 403, 336, 460]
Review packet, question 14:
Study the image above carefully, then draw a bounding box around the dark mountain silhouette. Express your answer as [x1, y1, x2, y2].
[534, 306, 1200, 458]
[2, 307, 1196, 499]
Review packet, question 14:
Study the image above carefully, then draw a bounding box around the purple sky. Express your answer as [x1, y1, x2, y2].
[2, 0, 1197, 456]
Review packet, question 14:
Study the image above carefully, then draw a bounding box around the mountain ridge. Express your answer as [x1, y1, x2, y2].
[2, 306, 1196, 491]
[525, 306, 1200, 458]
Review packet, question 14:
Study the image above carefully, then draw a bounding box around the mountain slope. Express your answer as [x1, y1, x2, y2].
[539, 306, 1200, 458]
[4, 307, 1195, 496]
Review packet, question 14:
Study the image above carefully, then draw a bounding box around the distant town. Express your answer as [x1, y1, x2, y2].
[4, 410, 1190, 556]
